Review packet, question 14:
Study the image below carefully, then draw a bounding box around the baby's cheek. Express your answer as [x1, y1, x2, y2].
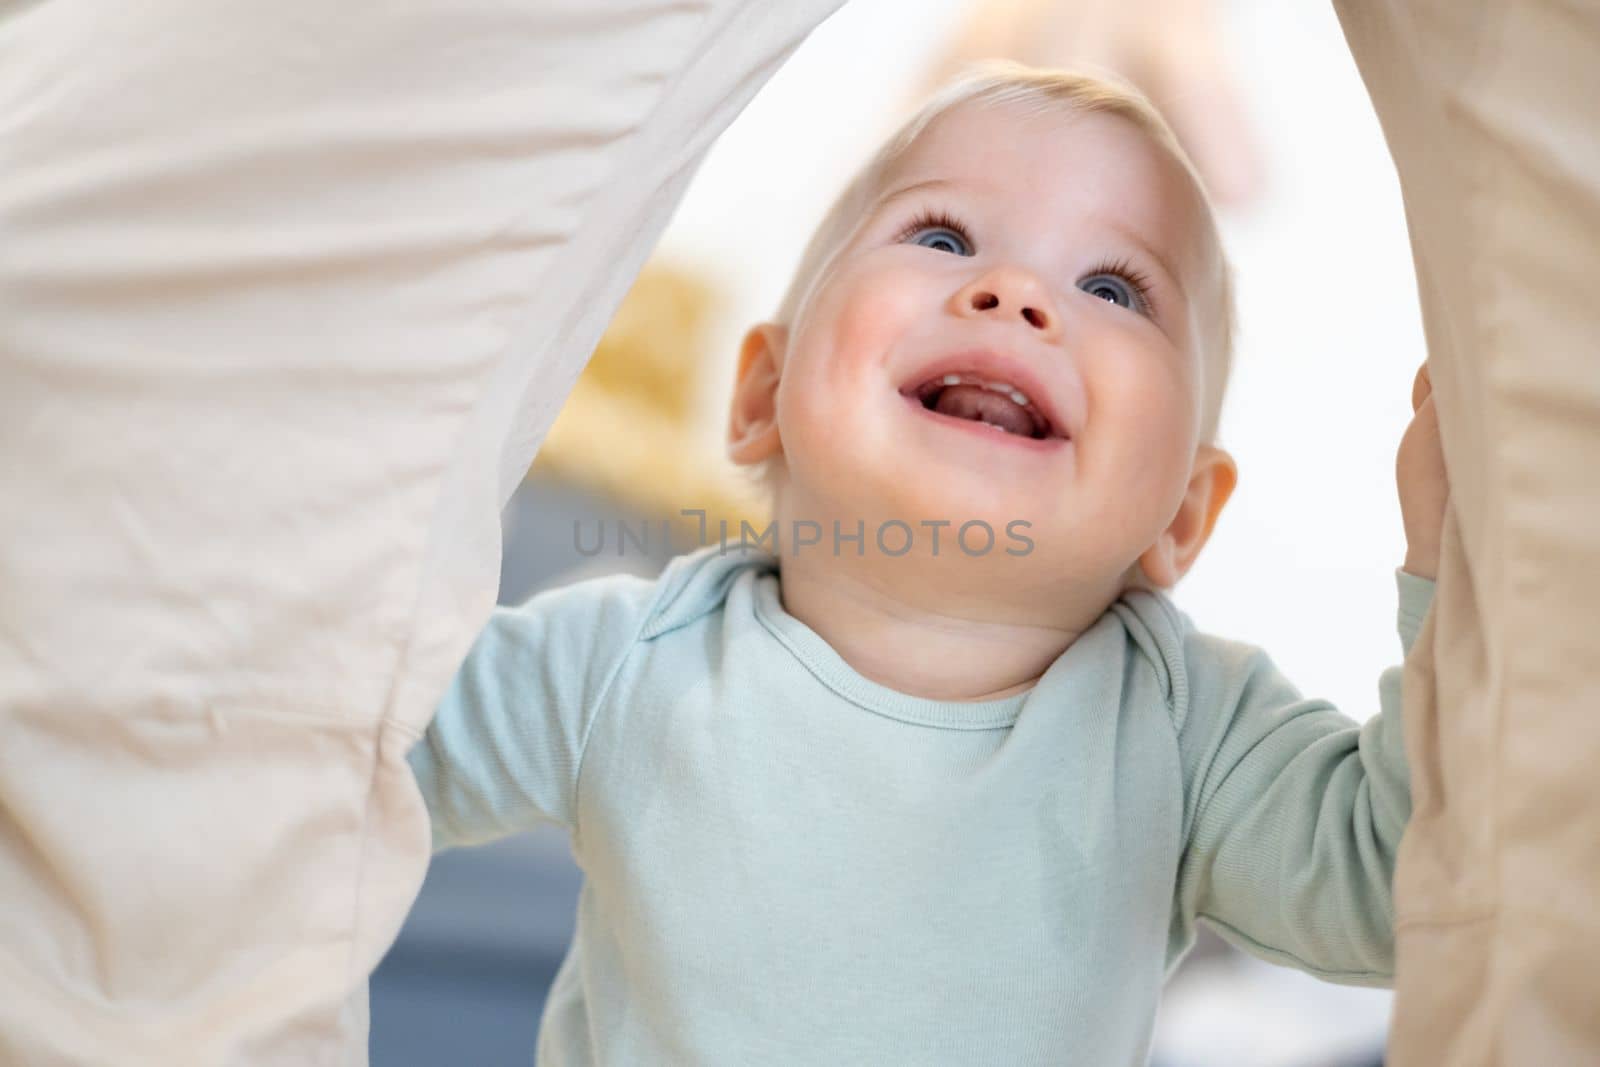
[1120, 352, 1195, 437]
[775, 363, 864, 472]
[826, 301, 914, 374]
[1086, 360, 1195, 498]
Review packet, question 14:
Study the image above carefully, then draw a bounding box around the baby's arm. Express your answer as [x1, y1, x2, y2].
[408, 573, 655, 849]
[1168, 569, 1433, 984]
[1169, 361, 1447, 982]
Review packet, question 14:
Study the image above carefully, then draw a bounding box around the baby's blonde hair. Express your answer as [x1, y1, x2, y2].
[773, 60, 1235, 446]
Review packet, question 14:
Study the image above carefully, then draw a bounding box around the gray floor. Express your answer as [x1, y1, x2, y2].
[371, 828, 581, 1067]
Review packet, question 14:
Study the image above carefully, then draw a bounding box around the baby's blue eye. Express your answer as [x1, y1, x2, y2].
[1078, 273, 1137, 309]
[909, 227, 972, 256]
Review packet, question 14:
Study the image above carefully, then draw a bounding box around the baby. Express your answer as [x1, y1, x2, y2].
[410, 62, 1446, 1065]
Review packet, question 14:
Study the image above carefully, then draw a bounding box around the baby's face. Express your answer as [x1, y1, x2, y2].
[748, 100, 1226, 593]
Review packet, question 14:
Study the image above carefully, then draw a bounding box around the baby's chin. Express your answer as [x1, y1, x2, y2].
[788, 537, 1134, 632]
[777, 490, 1114, 582]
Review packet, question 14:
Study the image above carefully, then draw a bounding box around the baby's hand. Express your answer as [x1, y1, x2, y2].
[1397, 362, 1449, 580]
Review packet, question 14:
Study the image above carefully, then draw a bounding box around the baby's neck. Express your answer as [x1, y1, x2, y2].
[776, 554, 1122, 703]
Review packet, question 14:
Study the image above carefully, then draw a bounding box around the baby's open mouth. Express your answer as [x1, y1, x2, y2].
[901, 372, 1063, 441]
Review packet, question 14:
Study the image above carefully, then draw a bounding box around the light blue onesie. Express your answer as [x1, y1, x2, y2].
[409, 545, 1435, 1065]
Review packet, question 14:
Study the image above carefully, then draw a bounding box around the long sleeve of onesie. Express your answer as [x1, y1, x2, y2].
[1167, 568, 1435, 985]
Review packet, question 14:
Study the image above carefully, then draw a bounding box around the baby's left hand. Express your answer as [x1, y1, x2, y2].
[1397, 362, 1449, 581]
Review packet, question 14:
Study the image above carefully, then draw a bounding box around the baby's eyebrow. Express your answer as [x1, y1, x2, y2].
[869, 177, 957, 215]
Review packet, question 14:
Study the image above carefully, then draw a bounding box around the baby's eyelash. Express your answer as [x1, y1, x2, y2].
[1086, 257, 1155, 314]
[894, 209, 973, 246]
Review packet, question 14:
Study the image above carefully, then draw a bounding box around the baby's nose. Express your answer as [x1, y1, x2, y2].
[950, 267, 1060, 339]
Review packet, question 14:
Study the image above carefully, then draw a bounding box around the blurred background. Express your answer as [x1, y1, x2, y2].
[371, 0, 1424, 1062]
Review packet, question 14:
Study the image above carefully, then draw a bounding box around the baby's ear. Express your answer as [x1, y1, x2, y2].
[1136, 444, 1237, 588]
[727, 323, 786, 466]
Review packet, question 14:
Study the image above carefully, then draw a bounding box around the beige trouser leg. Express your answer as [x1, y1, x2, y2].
[1334, 2, 1600, 1061]
[0, 1, 840, 1062]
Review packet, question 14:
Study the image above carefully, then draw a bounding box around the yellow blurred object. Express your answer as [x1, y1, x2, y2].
[530, 262, 767, 536]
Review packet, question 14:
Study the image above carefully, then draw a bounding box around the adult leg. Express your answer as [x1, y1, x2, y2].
[0, 1, 841, 1061]
[1334, 2, 1600, 1061]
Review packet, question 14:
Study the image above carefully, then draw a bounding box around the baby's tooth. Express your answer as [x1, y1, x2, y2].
[934, 373, 1031, 408]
